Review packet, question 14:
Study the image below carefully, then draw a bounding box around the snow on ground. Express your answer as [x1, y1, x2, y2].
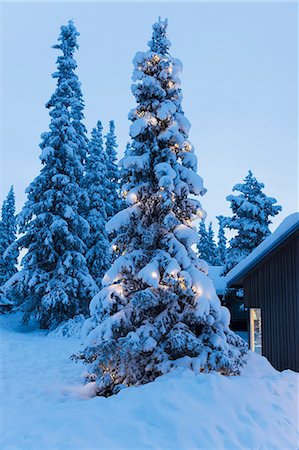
[1, 313, 298, 450]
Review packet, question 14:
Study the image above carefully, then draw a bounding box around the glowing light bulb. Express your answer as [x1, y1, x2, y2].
[151, 272, 158, 279]
[127, 191, 138, 204]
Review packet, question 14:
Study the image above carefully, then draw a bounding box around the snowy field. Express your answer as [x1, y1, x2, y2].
[1, 313, 298, 450]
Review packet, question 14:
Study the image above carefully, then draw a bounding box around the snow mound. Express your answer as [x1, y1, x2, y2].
[1, 314, 298, 450]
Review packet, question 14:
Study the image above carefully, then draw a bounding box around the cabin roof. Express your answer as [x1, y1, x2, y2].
[225, 212, 299, 287]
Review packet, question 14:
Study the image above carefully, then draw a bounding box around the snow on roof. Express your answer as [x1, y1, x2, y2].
[208, 265, 226, 295]
[225, 212, 299, 286]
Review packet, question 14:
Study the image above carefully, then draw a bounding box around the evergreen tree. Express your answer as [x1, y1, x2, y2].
[0, 187, 18, 285]
[77, 19, 247, 396]
[207, 222, 220, 265]
[224, 170, 281, 272]
[197, 221, 220, 266]
[4, 21, 97, 328]
[197, 221, 210, 262]
[105, 120, 122, 218]
[52, 20, 89, 165]
[216, 215, 227, 266]
[84, 121, 111, 287]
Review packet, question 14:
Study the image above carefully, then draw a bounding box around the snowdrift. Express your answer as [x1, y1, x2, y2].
[1, 314, 298, 450]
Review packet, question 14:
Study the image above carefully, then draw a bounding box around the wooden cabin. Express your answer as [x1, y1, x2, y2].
[225, 213, 299, 372]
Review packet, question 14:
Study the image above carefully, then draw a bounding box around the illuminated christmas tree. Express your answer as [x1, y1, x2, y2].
[78, 19, 247, 396]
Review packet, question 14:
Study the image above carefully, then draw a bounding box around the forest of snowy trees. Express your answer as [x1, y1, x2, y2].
[0, 18, 283, 395]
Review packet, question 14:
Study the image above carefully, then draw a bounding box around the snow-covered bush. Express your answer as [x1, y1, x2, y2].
[77, 18, 247, 396]
[48, 314, 85, 339]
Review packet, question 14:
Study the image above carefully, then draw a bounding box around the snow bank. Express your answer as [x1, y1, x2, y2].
[1, 314, 298, 450]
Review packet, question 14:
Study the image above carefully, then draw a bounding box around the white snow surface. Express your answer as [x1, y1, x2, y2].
[225, 212, 299, 285]
[1, 313, 298, 450]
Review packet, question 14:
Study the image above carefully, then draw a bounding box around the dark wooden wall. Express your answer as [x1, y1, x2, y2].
[243, 231, 299, 372]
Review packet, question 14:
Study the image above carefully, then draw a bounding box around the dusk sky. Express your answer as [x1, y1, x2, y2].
[1, 1, 298, 232]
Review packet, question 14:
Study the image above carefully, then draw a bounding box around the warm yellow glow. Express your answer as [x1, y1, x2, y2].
[153, 55, 160, 63]
[151, 272, 158, 278]
[160, 187, 165, 191]
[193, 286, 203, 296]
[168, 81, 174, 88]
[128, 192, 138, 203]
[180, 282, 187, 290]
[122, 190, 128, 198]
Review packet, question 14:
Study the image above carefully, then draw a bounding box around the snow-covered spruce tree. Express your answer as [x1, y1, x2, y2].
[78, 19, 247, 396]
[207, 222, 220, 266]
[0, 186, 18, 286]
[84, 120, 111, 287]
[197, 221, 219, 266]
[55, 20, 88, 162]
[223, 170, 281, 272]
[197, 221, 210, 262]
[4, 21, 97, 328]
[216, 216, 227, 266]
[104, 121, 123, 219]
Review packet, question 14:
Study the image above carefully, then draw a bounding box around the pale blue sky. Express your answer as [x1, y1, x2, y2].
[1, 2, 298, 231]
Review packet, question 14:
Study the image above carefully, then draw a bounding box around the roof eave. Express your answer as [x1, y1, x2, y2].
[226, 222, 299, 287]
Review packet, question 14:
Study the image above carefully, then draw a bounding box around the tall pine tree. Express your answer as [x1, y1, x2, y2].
[197, 221, 210, 262]
[4, 21, 97, 328]
[207, 222, 220, 265]
[224, 170, 281, 272]
[216, 215, 227, 266]
[105, 120, 122, 219]
[0, 187, 18, 286]
[84, 121, 111, 287]
[197, 221, 220, 266]
[78, 19, 247, 396]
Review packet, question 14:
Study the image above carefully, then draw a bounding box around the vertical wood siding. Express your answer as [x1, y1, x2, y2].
[244, 232, 299, 372]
